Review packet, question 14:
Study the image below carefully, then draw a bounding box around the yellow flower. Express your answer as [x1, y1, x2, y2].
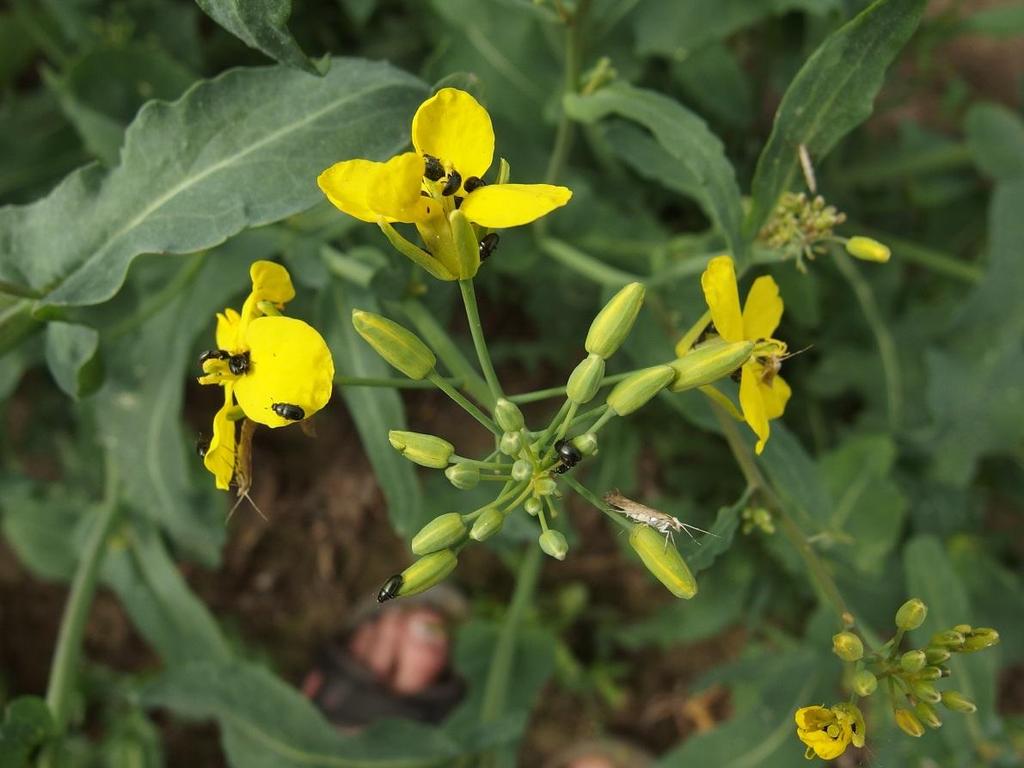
[795, 703, 865, 760]
[197, 261, 334, 489]
[695, 255, 791, 454]
[317, 88, 572, 280]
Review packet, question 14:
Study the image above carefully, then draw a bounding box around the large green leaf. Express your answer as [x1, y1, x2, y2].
[746, 0, 927, 234]
[43, 320, 100, 399]
[565, 83, 745, 262]
[141, 660, 463, 768]
[966, 103, 1024, 182]
[196, 0, 318, 75]
[0, 58, 425, 310]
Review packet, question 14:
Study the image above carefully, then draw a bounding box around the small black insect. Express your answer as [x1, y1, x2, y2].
[553, 438, 582, 474]
[730, 367, 743, 383]
[199, 349, 229, 364]
[695, 321, 718, 346]
[463, 176, 486, 193]
[271, 402, 305, 421]
[442, 170, 462, 196]
[196, 434, 210, 458]
[228, 351, 250, 376]
[479, 233, 500, 261]
[423, 154, 445, 181]
[377, 574, 403, 603]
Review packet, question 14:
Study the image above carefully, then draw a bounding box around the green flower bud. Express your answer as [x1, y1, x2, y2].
[668, 339, 754, 392]
[918, 666, 943, 681]
[911, 681, 941, 704]
[962, 627, 1000, 653]
[585, 282, 645, 360]
[445, 463, 479, 490]
[845, 236, 891, 263]
[352, 310, 435, 380]
[925, 647, 951, 665]
[940, 690, 976, 714]
[953, 623, 972, 635]
[930, 630, 965, 650]
[388, 430, 454, 469]
[511, 459, 532, 482]
[900, 650, 927, 673]
[448, 208, 481, 279]
[499, 431, 522, 456]
[566, 353, 605, 405]
[894, 708, 924, 738]
[469, 507, 504, 541]
[572, 432, 598, 456]
[606, 365, 675, 416]
[525, 497, 542, 516]
[391, 550, 458, 599]
[852, 669, 877, 696]
[411, 512, 467, 555]
[832, 632, 864, 662]
[493, 398, 525, 432]
[538, 530, 568, 560]
[915, 701, 942, 729]
[895, 598, 928, 630]
[534, 476, 556, 496]
[629, 524, 697, 599]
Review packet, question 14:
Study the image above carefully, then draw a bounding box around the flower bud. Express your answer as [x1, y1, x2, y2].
[852, 670, 877, 696]
[534, 476, 556, 496]
[511, 459, 532, 482]
[352, 310, 435, 380]
[499, 431, 522, 456]
[538, 530, 568, 560]
[900, 650, 926, 673]
[585, 282, 645, 360]
[629, 524, 697, 599]
[918, 666, 943, 681]
[572, 432, 598, 456]
[525, 497, 542, 516]
[895, 598, 927, 630]
[493, 398, 525, 432]
[411, 512, 467, 555]
[607, 365, 675, 416]
[911, 681, 941, 704]
[470, 507, 504, 541]
[388, 430, 454, 468]
[845, 236, 891, 263]
[953, 624, 972, 635]
[832, 632, 864, 662]
[915, 701, 942, 729]
[445, 463, 479, 490]
[930, 630, 965, 650]
[962, 627, 1000, 653]
[668, 339, 754, 392]
[894, 708, 924, 738]
[380, 549, 458, 601]
[940, 690, 976, 714]
[925, 647, 951, 665]
[566, 354, 605, 405]
[448, 209, 481, 279]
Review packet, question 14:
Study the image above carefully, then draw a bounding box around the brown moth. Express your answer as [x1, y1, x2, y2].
[603, 490, 713, 549]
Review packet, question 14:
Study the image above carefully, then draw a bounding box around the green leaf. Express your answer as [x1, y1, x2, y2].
[0, 477, 91, 580]
[746, 0, 927, 234]
[0, 58, 426, 310]
[0, 697, 55, 768]
[322, 282, 426, 538]
[43, 320, 101, 399]
[196, 0, 318, 75]
[758, 423, 831, 528]
[141, 660, 463, 768]
[565, 82, 745, 262]
[966, 103, 1024, 182]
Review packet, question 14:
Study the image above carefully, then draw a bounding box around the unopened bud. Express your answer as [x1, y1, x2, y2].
[953, 624, 972, 635]
[380, 550, 458, 601]
[511, 459, 532, 482]
[470, 507, 504, 541]
[572, 432, 598, 456]
[494, 398, 524, 432]
[585, 282, 645, 359]
[896, 598, 927, 631]
[534, 477, 556, 496]
[388, 430, 453, 468]
[607, 365, 675, 416]
[448, 209, 481, 279]
[940, 691, 976, 714]
[668, 339, 754, 392]
[525, 497, 542, 516]
[539, 530, 568, 560]
[915, 701, 942, 729]
[962, 627, 1000, 653]
[911, 681, 941, 704]
[852, 670, 877, 696]
[930, 630, 965, 650]
[895, 708, 924, 737]
[629, 524, 697, 599]
[352, 310, 435, 380]
[445, 463, 479, 490]
[566, 354, 605, 404]
[925, 647, 951, 665]
[918, 666, 943, 681]
[832, 632, 864, 662]
[845, 236, 891, 263]
[411, 512, 467, 555]
[499, 431, 522, 456]
[900, 650, 926, 673]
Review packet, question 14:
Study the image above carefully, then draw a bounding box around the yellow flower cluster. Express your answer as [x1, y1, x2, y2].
[795, 703, 865, 760]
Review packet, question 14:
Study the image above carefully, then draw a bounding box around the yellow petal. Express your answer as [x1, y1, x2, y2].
[249, 261, 295, 305]
[204, 388, 236, 491]
[411, 88, 494, 180]
[739, 363, 770, 454]
[318, 154, 428, 224]
[795, 707, 834, 731]
[798, 729, 848, 760]
[761, 373, 791, 420]
[459, 183, 572, 228]
[700, 256, 743, 343]
[318, 158, 386, 222]
[743, 275, 784, 340]
[233, 316, 335, 428]
[216, 308, 241, 350]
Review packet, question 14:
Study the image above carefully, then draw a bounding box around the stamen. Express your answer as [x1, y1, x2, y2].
[423, 154, 445, 181]
[442, 170, 462, 196]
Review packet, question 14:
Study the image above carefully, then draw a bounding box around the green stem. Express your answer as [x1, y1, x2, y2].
[564, 476, 632, 532]
[336, 375, 459, 390]
[542, 0, 590, 187]
[451, 456, 506, 470]
[458, 279, 503, 405]
[427, 372, 501, 436]
[533, 398, 573, 453]
[851, 227, 982, 284]
[839, 143, 972, 185]
[510, 371, 633, 404]
[45, 454, 120, 732]
[539, 238, 642, 287]
[833, 249, 903, 430]
[587, 407, 617, 435]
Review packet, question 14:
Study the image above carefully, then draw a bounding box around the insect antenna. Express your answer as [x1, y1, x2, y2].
[227, 490, 268, 523]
